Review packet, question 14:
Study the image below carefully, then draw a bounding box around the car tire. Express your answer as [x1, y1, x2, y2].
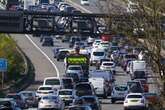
[111, 98, 115, 104]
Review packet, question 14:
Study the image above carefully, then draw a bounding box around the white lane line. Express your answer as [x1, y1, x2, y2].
[25, 34, 60, 77]
[67, 0, 92, 13]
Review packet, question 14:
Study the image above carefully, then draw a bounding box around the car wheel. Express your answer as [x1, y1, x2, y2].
[111, 98, 115, 104]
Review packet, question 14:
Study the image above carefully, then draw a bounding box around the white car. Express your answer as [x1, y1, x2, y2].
[57, 89, 77, 106]
[87, 36, 95, 45]
[66, 65, 83, 74]
[89, 77, 109, 98]
[81, 0, 90, 5]
[98, 41, 110, 51]
[90, 48, 106, 65]
[123, 93, 148, 110]
[92, 39, 101, 48]
[111, 85, 128, 103]
[36, 85, 56, 98]
[100, 61, 116, 74]
[43, 77, 64, 90]
[38, 95, 65, 110]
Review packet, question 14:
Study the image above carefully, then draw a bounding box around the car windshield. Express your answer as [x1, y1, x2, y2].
[115, 86, 128, 91]
[69, 67, 81, 70]
[45, 79, 60, 85]
[39, 87, 52, 90]
[127, 95, 142, 98]
[103, 63, 114, 66]
[59, 91, 72, 95]
[93, 52, 104, 56]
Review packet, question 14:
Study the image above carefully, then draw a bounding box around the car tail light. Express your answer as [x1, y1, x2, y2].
[124, 100, 128, 103]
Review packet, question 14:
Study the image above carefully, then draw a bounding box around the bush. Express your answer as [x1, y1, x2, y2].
[0, 34, 25, 83]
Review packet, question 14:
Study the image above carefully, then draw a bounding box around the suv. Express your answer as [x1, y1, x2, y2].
[61, 77, 74, 89]
[74, 82, 95, 97]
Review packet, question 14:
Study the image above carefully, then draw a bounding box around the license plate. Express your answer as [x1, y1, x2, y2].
[131, 100, 138, 102]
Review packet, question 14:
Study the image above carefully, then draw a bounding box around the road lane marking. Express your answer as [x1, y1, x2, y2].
[25, 34, 60, 77]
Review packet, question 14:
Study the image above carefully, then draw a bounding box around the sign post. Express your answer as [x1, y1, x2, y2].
[0, 58, 7, 89]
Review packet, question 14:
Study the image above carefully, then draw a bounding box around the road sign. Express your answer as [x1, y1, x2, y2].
[0, 58, 7, 72]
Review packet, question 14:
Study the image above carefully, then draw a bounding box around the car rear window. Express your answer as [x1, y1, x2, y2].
[83, 97, 96, 103]
[103, 63, 114, 66]
[69, 107, 87, 110]
[22, 93, 33, 97]
[115, 86, 128, 91]
[59, 91, 72, 95]
[62, 79, 72, 84]
[69, 67, 81, 70]
[39, 87, 52, 90]
[127, 95, 142, 98]
[76, 84, 91, 90]
[93, 52, 104, 56]
[45, 79, 60, 85]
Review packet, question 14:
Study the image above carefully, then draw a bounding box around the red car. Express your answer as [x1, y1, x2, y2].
[101, 34, 112, 41]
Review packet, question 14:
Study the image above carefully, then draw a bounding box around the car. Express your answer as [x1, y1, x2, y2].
[111, 84, 129, 103]
[41, 37, 54, 46]
[123, 93, 148, 110]
[87, 36, 95, 45]
[98, 41, 110, 51]
[127, 80, 144, 93]
[100, 61, 116, 74]
[90, 48, 106, 66]
[56, 49, 70, 61]
[43, 77, 64, 90]
[89, 70, 115, 95]
[6, 93, 27, 109]
[89, 77, 108, 98]
[18, 91, 38, 107]
[63, 6, 75, 13]
[81, 0, 90, 5]
[36, 85, 56, 98]
[66, 65, 83, 75]
[61, 77, 74, 89]
[0, 98, 21, 110]
[143, 93, 160, 105]
[53, 47, 65, 58]
[57, 89, 77, 106]
[134, 79, 149, 92]
[73, 96, 101, 110]
[99, 58, 111, 68]
[61, 35, 71, 42]
[74, 82, 95, 97]
[73, 42, 87, 49]
[38, 95, 65, 110]
[92, 39, 101, 48]
[65, 72, 80, 83]
[69, 36, 81, 48]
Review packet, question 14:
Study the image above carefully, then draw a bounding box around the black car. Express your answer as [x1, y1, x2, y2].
[127, 81, 144, 93]
[56, 49, 69, 61]
[42, 37, 54, 46]
[61, 77, 74, 89]
[53, 47, 64, 58]
[65, 73, 80, 83]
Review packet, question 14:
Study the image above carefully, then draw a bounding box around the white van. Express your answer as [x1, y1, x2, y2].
[90, 48, 106, 65]
[89, 77, 108, 98]
[43, 77, 64, 90]
[129, 60, 147, 79]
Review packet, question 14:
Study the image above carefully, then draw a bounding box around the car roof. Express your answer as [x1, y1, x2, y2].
[19, 91, 35, 94]
[58, 89, 73, 91]
[44, 77, 60, 80]
[59, 48, 70, 52]
[38, 85, 53, 88]
[68, 65, 82, 67]
[102, 61, 114, 64]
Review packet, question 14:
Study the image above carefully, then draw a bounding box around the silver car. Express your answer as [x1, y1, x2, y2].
[57, 89, 77, 106]
[38, 95, 65, 110]
[111, 84, 128, 103]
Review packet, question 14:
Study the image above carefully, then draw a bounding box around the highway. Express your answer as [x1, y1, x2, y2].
[2, 0, 159, 110]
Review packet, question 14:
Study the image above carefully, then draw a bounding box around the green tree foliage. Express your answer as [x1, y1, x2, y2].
[0, 34, 25, 82]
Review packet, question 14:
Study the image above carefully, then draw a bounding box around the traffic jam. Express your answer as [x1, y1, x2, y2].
[0, 0, 160, 110]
